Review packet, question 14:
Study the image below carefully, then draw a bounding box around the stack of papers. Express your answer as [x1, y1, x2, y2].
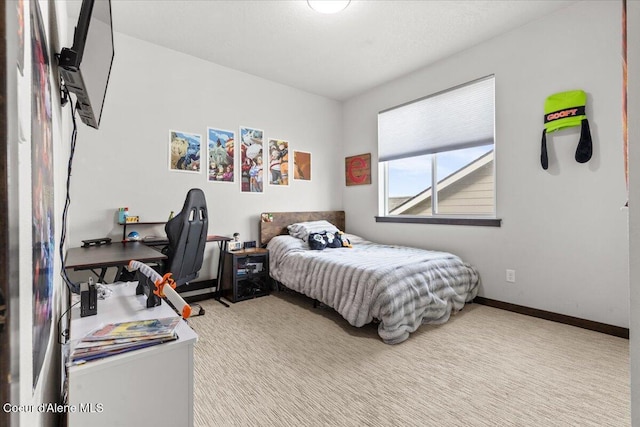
[69, 317, 180, 365]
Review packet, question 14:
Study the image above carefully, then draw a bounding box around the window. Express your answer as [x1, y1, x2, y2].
[377, 76, 498, 225]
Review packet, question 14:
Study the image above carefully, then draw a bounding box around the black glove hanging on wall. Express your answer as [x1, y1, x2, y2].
[541, 90, 593, 170]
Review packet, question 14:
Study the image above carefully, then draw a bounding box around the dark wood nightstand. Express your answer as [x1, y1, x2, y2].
[220, 248, 270, 303]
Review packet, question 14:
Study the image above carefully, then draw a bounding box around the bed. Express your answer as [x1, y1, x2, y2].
[260, 211, 479, 344]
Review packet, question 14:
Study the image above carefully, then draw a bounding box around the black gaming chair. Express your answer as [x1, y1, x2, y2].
[162, 188, 208, 286]
[136, 188, 208, 311]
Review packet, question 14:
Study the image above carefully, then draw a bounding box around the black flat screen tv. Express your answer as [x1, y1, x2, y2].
[58, 0, 114, 129]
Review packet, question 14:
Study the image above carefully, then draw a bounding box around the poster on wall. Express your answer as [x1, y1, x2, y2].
[268, 139, 289, 186]
[293, 151, 311, 181]
[240, 126, 264, 193]
[345, 153, 372, 186]
[207, 127, 235, 183]
[30, 0, 54, 390]
[17, 0, 25, 75]
[169, 130, 202, 173]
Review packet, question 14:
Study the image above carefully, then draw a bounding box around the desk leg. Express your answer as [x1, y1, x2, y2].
[88, 268, 109, 283]
[213, 241, 229, 308]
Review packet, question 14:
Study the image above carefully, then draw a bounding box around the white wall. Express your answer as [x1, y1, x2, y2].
[342, 1, 629, 327]
[68, 32, 343, 281]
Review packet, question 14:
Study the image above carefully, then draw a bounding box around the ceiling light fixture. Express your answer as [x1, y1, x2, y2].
[307, 0, 351, 14]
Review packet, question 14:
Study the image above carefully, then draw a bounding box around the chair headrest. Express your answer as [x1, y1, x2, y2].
[182, 188, 207, 212]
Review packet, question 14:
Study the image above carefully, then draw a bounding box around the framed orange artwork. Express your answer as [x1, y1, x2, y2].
[345, 153, 371, 186]
[293, 151, 311, 181]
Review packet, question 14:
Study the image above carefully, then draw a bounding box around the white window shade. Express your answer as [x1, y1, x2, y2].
[378, 76, 495, 162]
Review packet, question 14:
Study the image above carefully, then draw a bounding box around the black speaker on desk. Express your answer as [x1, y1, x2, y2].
[80, 282, 97, 317]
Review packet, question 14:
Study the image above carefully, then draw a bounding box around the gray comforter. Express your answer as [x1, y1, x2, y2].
[267, 234, 479, 344]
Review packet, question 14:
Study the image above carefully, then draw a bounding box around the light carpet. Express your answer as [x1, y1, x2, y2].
[188, 291, 629, 426]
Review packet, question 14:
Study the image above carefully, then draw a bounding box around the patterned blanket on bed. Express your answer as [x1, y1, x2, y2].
[267, 234, 479, 344]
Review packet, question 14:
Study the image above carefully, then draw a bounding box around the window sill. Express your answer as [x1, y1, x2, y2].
[375, 216, 501, 227]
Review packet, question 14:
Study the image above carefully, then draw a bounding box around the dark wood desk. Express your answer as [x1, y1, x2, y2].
[208, 236, 232, 306]
[67, 236, 232, 307]
[142, 235, 231, 282]
[142, 234, 230, 248]
[140, 235, 232, 306]
[65, 242, 167, 283]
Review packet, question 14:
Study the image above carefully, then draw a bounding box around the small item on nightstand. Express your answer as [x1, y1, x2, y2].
[243, 241, 256, 250]
[229, 233, 243, 251]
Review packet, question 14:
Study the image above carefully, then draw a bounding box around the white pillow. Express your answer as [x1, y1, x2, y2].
[287, 220, 339, 242]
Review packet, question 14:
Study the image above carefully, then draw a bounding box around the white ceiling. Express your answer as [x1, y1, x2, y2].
[66, 0, 577, 101]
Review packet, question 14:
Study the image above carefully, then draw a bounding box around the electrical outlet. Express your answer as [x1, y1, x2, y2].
[506, 269, 516, 283]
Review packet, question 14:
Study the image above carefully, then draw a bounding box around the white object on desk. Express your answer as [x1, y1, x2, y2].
[228, 240, 243, 251]
[66, 282, 197, 427]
